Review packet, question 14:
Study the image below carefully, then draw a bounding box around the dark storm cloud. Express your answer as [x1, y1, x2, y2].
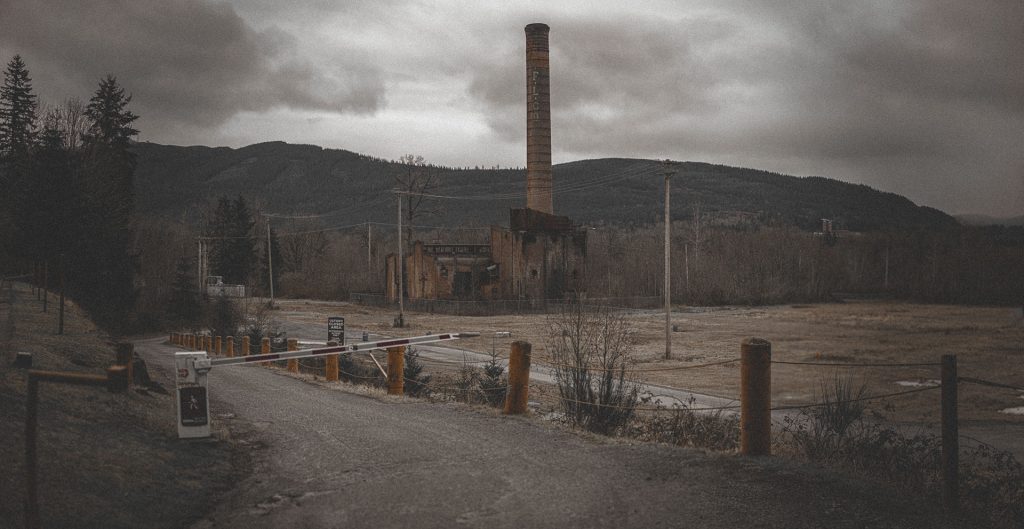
[464, 1, 1022, 214]
[0, 0, 384, 131]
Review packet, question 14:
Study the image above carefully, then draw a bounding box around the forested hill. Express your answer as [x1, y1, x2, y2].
[132, 141, 956, 231]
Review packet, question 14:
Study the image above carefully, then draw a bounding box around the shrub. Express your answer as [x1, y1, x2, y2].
[626, 395, 739, 451]
[403, 348, 432, 397]
[548, 302, 639, 435]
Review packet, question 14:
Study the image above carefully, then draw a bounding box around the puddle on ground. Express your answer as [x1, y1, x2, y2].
[895, 379, 940, 387]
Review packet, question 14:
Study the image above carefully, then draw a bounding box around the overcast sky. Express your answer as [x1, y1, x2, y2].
[2, 0, 1021, 216]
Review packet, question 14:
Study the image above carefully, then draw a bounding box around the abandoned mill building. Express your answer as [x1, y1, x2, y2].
[385, 23, 587, 304]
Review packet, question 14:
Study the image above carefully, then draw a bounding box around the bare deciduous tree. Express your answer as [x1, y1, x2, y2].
[394, 154, 441, 246]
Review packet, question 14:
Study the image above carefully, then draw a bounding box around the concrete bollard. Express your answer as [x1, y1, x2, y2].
[325, 341, 339, 382]
[504, 341, 532, 414]
[387, 346, 404, 395]
[215, 336, 222, 356]
[287, 339, 299, 373]
[740, 338, 772, 456]
[260, 338, 271, 366]
[226, 336, 234, 358]
[242, 336, 251, 356]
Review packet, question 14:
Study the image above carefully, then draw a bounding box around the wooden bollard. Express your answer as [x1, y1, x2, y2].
[504, 341, 532, 414]
[325, 341, 339, 382]
[226, 336, 234, 358]
[741, 338, 772, 456]
[205, 335, 212, 354]
[287, 339, 299, 373]
[941, 354, 959, 512]
[242, 336, 251, 356]
[215, 336, 222, 356]
[190, 334, 197, 350]
[386, 346, 404, 395]
[260, 338, 271, 366]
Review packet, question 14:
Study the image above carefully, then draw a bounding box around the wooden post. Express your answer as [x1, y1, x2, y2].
[325, 340, 339, 382]
[215, 336, 222, 356]
[942, 354, 959, 512]
[41, 260, 48, 313]
[260, 337, 271, 366]
[242, 336, 251, 356]
[205, 335, 213, 354]
[504, 341, 532, 415]
[115, 343, 134, 385]
[387, 346, 404, 395]
[741, 338, 772, 456]
[25, 375, 39, 529]
[287, 339, 299, 373]
[57, 254, 64, 335]
[226, 336, 234, 357]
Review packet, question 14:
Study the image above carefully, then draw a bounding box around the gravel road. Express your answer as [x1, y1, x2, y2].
[136, 337, 972, 529]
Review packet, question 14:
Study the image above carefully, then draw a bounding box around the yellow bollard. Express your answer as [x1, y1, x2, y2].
[287, 339, 299, 373]
[260, 337, 271, 366]
[504, 341, 531, 415]
[387, 346, 404, 395]
[325, 341, 339, 382]
[741, 338, 772, 456]
[226, 336, 234, 358]
[242, 336, 251, 356]
[215, 336, 222, 356]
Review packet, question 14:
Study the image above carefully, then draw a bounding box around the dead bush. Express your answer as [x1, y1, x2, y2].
[548, 303, 639, 435]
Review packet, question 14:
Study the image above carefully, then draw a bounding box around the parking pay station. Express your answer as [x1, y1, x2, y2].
[174, 332, 475, 439]
[175, 352, 212, 438]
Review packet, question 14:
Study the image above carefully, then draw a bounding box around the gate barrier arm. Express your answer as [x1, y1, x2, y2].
[174, 332, 478, 439]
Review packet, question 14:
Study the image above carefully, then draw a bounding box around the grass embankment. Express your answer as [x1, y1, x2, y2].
[0, 282, 244, 528]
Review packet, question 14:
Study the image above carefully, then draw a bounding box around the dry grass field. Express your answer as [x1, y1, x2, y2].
[273, 298, 1024, 447]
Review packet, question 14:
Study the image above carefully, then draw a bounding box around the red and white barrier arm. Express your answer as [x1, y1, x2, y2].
[208, 332, 479, 368]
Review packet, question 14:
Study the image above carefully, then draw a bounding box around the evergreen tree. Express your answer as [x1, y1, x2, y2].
[67, 75, 139, 329]
[207, 195, 256, 285]
[0, 55, 38, 159]
[0, 55, 38, 273]
[168, 255, 201, 327]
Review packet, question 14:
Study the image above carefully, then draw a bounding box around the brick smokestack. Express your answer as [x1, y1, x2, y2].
[525, 23, 553, 214]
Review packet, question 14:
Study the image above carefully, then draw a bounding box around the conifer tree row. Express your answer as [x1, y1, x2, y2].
[0, 55, 140, 331]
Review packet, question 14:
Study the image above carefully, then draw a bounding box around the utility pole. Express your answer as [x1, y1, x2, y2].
[57, 254, 65, 335]
[663, 160, 673, 359]
[367, 222, 372, 273]
[197, 239, 204, 295]
[266, 217, 274, 306]
[396, 192, 404, 327]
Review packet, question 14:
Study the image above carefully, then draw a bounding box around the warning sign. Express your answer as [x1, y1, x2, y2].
[179, 386, 208, 426]
[328, 316, 345, 344]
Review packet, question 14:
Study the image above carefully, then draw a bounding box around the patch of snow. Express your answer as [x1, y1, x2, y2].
[999, 407, 1024, 415]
